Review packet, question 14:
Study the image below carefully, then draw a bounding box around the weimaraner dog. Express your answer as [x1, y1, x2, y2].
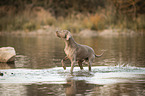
[56, 30, 104, 73]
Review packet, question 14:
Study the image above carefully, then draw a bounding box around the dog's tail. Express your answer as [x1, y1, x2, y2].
[95, 50, 105, 57]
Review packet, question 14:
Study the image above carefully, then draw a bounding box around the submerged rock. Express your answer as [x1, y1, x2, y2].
[0, 72, 3, 76]
[0, 47, 16, 63]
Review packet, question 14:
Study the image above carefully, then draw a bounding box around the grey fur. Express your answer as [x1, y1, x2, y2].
[56, 30, 104, 73]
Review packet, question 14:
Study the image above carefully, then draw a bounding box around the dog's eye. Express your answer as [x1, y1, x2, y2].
[65, 34, 67, 38]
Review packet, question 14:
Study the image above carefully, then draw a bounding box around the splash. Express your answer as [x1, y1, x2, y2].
[0, 66, 145, 85]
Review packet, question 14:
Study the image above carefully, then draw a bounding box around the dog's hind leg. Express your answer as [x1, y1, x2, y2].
[78, 60, 83, 70]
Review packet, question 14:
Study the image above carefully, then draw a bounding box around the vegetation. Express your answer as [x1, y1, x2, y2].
[0, 0, 145, 33]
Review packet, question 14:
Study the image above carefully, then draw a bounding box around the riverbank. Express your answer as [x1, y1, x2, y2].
[0, 27, 144, 38]
[0, 1, 145, 34]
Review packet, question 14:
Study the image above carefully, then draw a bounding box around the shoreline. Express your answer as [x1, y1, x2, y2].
[0, 28, 144, 37]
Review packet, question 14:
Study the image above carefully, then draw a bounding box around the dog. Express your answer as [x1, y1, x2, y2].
[56, 30, 104, 73]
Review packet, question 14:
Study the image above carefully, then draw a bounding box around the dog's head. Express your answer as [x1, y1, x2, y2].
[56, 30, 71, 40]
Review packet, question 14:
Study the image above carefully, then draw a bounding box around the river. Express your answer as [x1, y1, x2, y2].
[0, 33, 145, 96]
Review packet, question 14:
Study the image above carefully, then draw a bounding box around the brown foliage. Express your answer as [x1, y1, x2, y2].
[0, 0, 145, 31]
[110, 0, 145, 17]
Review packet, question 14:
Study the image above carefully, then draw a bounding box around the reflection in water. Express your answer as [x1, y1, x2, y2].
[15, 55, 30, 68]
[0, 35, 145, 68]
[106, 83, 144, 96]
[65, 79, 76, 96]
[0, 34, 145, 96]
[26, 84, 65, 96]
[0, 84, 27, 96]
[64, 80, 145, 96]
[92, 83, 145, 96]
[0, 81, 144, 96]
[0, 63, 15, 69]
[64, 78, 96, 96]
[0, 66, 145, 96]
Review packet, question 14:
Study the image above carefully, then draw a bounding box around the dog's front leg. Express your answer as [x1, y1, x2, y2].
[70, 55, 76, 73]
[61, 56, 68, 70]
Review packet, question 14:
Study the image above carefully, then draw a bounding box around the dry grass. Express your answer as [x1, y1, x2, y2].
[0, 7, 56, 32]
[0, 6, 145, 33]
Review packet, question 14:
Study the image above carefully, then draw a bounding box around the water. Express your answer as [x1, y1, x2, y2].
[0, 33, 145, 96]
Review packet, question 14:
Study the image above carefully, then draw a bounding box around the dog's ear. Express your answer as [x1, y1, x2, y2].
[66, 32, 71, 40]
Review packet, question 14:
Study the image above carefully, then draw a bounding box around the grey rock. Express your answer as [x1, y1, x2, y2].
[0, 47, 16, 63]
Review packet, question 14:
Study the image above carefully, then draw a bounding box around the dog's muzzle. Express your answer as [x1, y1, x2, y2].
[56, 31, 60, 37]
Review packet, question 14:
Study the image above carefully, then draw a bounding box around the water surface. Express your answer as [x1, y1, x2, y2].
[0, 33, 145, 96]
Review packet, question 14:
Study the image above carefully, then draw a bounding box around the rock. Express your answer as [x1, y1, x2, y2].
[78, 29, 98, 37]
[0, 72, 4, 76]
[0, 47, 16, 63]
[98, 29, 137, 37]
[99, 29, 120, 36]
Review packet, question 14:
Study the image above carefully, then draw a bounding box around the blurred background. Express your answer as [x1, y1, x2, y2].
[0, 0, 145, 33]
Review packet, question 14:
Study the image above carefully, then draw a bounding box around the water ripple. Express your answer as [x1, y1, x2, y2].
[0, 66, 145, 85]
